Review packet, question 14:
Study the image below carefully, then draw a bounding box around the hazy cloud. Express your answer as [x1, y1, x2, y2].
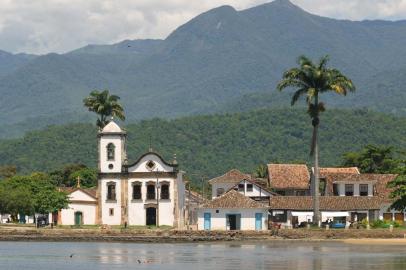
[0, 0, 405, 54]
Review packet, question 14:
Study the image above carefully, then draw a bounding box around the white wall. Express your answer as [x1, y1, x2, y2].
[236, 180, 272, 197]
[100, 178, 121, 225]
[127, 177, 175, 226]
[61, 203, 96, 225]
[336, 182, 374, 196]
[70, 190, 95, 201]
[197, 208, 268, 231]
[60, 190, 97, 225]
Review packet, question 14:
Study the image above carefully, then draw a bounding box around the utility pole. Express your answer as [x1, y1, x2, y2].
[187, 181, 191, 230]
[201, 177, 205, 201]
[156, 169, 160, 228]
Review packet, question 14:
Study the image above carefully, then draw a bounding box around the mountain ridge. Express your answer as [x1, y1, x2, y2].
[0, 0, 406, 137]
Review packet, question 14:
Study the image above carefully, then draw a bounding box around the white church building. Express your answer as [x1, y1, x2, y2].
[59, 120, 186, 228]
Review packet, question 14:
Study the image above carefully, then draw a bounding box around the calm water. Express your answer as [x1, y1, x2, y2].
[0, 241, 405, 270]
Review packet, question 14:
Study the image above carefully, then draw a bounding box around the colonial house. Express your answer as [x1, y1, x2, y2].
[230, 178, 275, 204]
[97, 121, 186, 228]
[267, 164, 400, 227]
[197, 190, 268, 231]
[198, 169, 275, 231]
[209, 169, 252, 199]
[201, 165, 400, 230]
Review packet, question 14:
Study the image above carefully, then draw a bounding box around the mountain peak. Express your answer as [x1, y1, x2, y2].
[271, 0, 295, 7]
[253, 0, 303, 12]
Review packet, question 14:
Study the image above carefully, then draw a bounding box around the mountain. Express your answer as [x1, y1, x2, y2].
[70, 39, 163, 55]
[1, 0, 406, 137]
[0, 108, 404, 179]
[0, 50, 37, 77]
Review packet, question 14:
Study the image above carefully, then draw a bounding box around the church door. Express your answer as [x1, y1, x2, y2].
[74, 211, 83, 226]
[146, 207, 156, 226]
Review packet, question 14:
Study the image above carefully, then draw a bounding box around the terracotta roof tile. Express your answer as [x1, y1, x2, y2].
[319, 167, 359, 177]
[202, 190, 266, 209]
[268, 164, 310, 189]
[270, 196, 383, 211]
[208, 169, 251, 184]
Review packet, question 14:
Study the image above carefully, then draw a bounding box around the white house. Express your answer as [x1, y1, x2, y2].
[198, 190, 268, 231]
[230, 178, 275, 203]
[208, 169, 252, 199]
[98, 120, 186, 228]
[58, 187, 97, 225]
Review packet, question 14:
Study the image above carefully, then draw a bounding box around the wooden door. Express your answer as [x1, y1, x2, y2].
[395, 213, 404, 224]
[383, 213, 393, 221]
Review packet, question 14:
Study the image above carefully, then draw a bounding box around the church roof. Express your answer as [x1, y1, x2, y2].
[59, 187, 97, 199]
[100, 120, 125, 134]
[124, 151, 178, 169]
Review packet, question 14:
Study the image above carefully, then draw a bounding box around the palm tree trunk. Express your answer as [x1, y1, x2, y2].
[313, 124, 321, 226]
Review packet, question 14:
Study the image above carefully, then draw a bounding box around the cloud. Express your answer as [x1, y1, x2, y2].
[292, 0, 406, 21]
[0, 0, 405, 54]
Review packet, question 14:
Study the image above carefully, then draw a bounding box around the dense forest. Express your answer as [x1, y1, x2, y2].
[0, 108, 404, 184]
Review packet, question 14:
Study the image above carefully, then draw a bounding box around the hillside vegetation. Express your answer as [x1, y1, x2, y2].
[0, 108, 404, 181]
[1, 0, 406, 138]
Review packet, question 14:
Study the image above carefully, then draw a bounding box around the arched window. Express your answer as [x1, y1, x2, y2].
[161, 183, 170, 200]
[146, 183, 156, 200]
[107, 143, 115, 161]
[107, 182, 116, 201]
[132, 182, 142, 200]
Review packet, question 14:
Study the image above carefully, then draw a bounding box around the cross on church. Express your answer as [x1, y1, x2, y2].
[76, 176, 81, 188]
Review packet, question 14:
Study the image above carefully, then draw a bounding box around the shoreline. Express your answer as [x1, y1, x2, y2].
[1, 228, 406, 243]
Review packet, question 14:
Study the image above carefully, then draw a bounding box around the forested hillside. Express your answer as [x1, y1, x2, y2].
[0, 108, 404, 181]
[1, 0, 406, 138]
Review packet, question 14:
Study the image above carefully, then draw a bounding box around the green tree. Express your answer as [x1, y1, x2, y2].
[388, 174, 406, 211]
[83, 90, 125, 129]
[49, 164, 87, 187]
[343, 145, 399, 173]
[277, 55, 355, 225]
[253, 164, 268, 179]
[0, 173, 68, 221]
[69, 167, 98, 188]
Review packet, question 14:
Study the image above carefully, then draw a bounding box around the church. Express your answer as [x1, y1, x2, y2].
[59, 120, 186, 228]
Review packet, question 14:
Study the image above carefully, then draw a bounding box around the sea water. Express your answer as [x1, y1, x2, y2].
[0, 241, 405, 269]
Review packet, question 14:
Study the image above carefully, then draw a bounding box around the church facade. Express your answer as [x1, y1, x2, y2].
[97, 120, 186, 228]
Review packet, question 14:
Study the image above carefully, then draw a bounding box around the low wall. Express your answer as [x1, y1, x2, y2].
[0, 227, 406, 242]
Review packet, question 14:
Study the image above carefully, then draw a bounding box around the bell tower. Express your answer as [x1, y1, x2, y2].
[98, 120, 126, 173]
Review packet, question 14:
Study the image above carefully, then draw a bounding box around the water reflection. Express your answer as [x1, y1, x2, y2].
[0, 241, 405, 270]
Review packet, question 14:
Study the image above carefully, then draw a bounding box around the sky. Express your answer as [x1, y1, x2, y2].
[0, 0, 405, 55]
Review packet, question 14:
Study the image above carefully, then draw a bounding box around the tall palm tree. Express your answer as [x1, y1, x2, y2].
[276, 55, 355, 225]
[83, 90, 125, 129]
